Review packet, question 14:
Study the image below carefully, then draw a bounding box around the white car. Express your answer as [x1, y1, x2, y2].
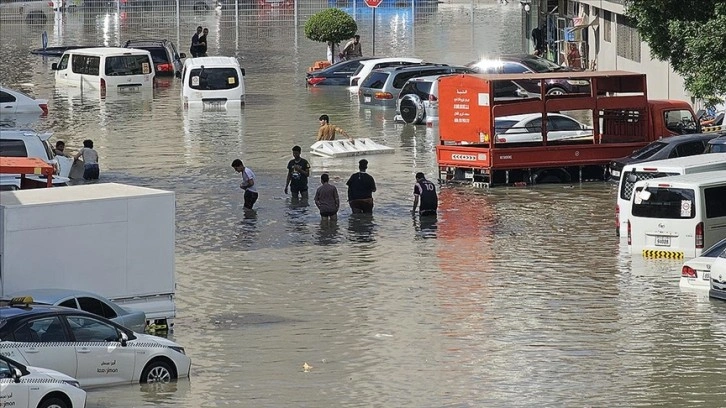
[181, 56, 246, 110]
[0, 354, 87, 408]
[0, 129, 70, 190]
[493, 113, 593, 143]
[349, 57, 424, 89]
[0, 87, 48, 127]
[0, 302, 191, 389]
[680, 237, 726, 290]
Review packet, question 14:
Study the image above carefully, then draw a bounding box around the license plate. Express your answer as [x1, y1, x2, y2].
[655, 235, 671, 246]
[119, 86, 140, 93]
[703, 272, 711, 281]
[364, 96, 371, 103]
[203, 101, 226, 111]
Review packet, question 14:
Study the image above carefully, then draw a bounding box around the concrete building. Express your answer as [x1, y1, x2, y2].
[519, 0, 692, 104]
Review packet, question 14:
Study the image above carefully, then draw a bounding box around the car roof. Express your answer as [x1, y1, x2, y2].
[125, 39, 170, 47]
[707, 134, 726, 144]
[64, 47, 151, 56]
[0, 303, 78, 320]
[495, 113, 571, 122]
[5, 288, 107, 304]
[633, 169, 726, 187]
[0, 129, 52, 141]
[361, 57, 423, 66]
[184, 56, 240, 68]
[650, 132, 719, 144]
[404, 74, 446, 83]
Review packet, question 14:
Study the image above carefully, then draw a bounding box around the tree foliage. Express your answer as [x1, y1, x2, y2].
[625, 0, 726, 104]
[304, 8, 358, 59]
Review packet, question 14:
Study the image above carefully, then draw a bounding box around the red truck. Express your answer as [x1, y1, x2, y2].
[436, 70, 705, 186]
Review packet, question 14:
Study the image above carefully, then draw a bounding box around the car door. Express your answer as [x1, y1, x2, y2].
[0, 90, 18, 115]
[0, 359, 30, 408]
[13, 316, 78, 379]
[670, 140, 708, 158]
[66, 314, 135, 387]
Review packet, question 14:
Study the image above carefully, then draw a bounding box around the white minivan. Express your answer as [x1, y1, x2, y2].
[628, 170, 726, 259]
[615, 154, 726, 238]
[52, 47, 155, 95]
[181, 56, 246, 110]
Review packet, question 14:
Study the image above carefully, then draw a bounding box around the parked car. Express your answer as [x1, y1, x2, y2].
[181, 56, 246, 109]
[0, 129, 70, 190]
[0, 86, 48, 127]
[0, 353, 87, 408]
[468, 54, 589, 95]
[711, 248, 726, 301]
[680, 237, 726, 291]
[493, 113, 593, 143]
[124, 39, 185, 78]
[608, 133, 720, 181]
[349, 57, 424, 88]
[306, 57, 375, 86]
[358, 64, 472, 107]
[0, 0, 51, 24]
[0, 301, 191, 388]
[705, 133, 726, 153]
[5, 289, 147, 333]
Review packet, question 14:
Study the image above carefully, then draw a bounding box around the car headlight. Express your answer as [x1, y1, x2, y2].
[566, 80, 589, 86]
[63, 380, 82, 388]
[169, 346, 186, 355]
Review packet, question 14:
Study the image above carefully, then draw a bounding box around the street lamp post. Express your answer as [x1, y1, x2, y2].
[519, 0, 532, 53]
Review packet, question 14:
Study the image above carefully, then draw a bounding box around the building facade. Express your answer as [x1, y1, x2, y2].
[521, 0, 692, 104]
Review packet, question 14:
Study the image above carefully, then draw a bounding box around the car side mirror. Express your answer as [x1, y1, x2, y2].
[120, 331, 128, 347]
[179, 53, 186, 59]
[241, 68, 245, 77]
[51, 63, 58, 70]
[12, 368, 22, 384]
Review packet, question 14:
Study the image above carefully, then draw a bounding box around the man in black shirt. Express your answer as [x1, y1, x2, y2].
[284, 145, 311, 200]
[346, 159, 376, 214]
[412, 172, 437, 216]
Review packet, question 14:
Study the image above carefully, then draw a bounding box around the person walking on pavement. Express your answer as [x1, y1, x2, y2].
[317, 114, 351, 141]
[412, 172, 438, 217]
[346, 159, 376, 214]
[314, 173, 340, 219]
[341, 35, 362, 60]
[232, 159, 259, 210]
[190, 26, 203, 57]
[284, 145, 311, 200]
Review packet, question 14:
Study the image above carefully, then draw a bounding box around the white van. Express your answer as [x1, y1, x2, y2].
[615, 154, 726, 238]
[628, 170, 726, 259]
[52, 47, 155, 95]
[181, 57, 246, 110]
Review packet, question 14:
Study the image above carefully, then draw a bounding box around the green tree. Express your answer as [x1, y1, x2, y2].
[625, 0, 726, 105]
[304, 8, 358, 62]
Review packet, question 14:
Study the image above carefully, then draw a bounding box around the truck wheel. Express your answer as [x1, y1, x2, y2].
[141, 361, 175, 383]
[533, 169, 571, 184]
[39, 397, 69, 408]
[400, 94, 426, 125]
[546, 87, 566, 96]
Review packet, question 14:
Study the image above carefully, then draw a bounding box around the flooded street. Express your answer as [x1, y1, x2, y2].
[2, 2, 726, 406]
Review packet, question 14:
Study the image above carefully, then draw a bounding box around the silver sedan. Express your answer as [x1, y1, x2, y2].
[5, 288, 147, 333]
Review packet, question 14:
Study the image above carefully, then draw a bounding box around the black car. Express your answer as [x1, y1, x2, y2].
[706, 133, 726, 153]
[124, 39, 185, 77]
[608, 132, 720, 181]
[468, 54, 589, 95]
[306, 57, 375, 86]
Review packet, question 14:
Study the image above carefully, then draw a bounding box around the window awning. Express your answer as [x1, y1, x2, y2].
[569, 18, 600, 32]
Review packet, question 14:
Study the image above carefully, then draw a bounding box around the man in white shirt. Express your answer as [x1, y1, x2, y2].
[232, 159, 258, 210]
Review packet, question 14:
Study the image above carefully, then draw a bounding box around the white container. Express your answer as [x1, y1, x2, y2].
[0, 183, 176, 326]
[52, 47, 155, 94]
[615, 153, 726, 238]
[628, 170, 726, 259]
[181, 56, 246, 109]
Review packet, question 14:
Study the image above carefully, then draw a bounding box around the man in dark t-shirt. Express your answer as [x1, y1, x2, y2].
[285, 145, 311, 200]
[412, 172, 437, 216]
[346, 159, 376, 214]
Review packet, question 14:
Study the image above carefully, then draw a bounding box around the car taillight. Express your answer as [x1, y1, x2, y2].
[39, 103, 49, 115]
[428, 94, 437, 101]
[627, 220, 631, 245]
[681, 265, 697, 278]
[156, 63, 173, 72]
[100, 78, 106, 98]
[374, 92, 393, 100]
[307, 77, 326, 86]
[696, 222, 704, 249]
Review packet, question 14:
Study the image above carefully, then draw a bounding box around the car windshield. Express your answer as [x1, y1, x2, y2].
[189, 68, 240, 90]
[494, 120, 519, 133]
[630, 141, 668, 160]
[521, 56, 563, 72]
[631, 186, 696, 218]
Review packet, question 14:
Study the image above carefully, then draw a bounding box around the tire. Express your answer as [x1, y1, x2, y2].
[39, 397, 69, 408]
[400, 94, 425, 125]
[140, 360, 175, 384]
[533, 169, 571, 184]
[545, 87, 566, 96]
[25, 11, 47, 24]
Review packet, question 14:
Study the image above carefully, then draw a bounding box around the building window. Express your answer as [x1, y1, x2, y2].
[604, 11, 612, 42]
[616, 15, 642, 62]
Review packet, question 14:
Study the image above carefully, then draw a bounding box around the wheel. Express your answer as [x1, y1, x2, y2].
[545, 87, 566, 96]
[39, 397, 69, 408]
[25, 11, 48, 24]
[140, 360, 175, 384]
[400, 94, 425, 125]
[533, 169, 571, 184]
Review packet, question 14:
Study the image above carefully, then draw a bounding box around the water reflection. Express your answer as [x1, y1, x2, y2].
[347, 213, 376, 243]
[316, 216, 341, 245]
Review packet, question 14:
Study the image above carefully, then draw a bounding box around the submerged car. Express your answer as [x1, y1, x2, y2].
[0, 301, 191, 388]
[493, 113, 592, 143]
[5, 288, 147, 333]
[681, 237, 726, 291]
[124, 39, 186, 78]
[306, 57, 375, 86]
[0, 353, 87, 408]
[0, 129, 70, 190]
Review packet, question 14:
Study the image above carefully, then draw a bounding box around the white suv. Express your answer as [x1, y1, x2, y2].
[0, 129, 70, 190]
[394, 74, 443, 125]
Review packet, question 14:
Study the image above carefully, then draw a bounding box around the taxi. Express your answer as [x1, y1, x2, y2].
[0, 353, 86, 408]
[0, 298, 190, 389]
